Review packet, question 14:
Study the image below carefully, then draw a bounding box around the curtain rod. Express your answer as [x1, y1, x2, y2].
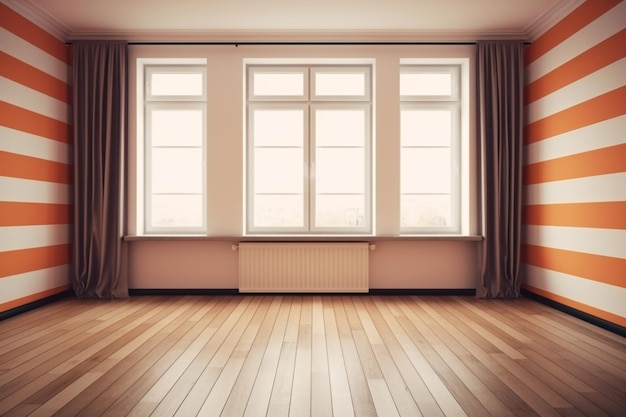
[66, 40, 531, 46]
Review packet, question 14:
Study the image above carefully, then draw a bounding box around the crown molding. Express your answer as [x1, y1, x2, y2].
[66, 29, 529, 44]
[525, 0, 584, 42]
[1, 0, 69, 41]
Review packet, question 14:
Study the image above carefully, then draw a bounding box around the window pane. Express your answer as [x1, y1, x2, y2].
[315, 109, 365, 146]
[401, 195, 451, 228]
[401, 148, 451, 194]
[151, 109, 203, 147]
[316, 148, 364, 194]
[151, 73, 203, 96]
[401, 109, 451, 147]
[151, 194, 203, 228]
[254, 73, 304, 96]
[400, 73, 452, 96]
[254, 148, 303, 194]
[315, 73, 365, 96]
[152, 148, 203, 194]
[253, 109, 304, 146]
[253, 195, 303, 227]
[316, 195, 365, 227]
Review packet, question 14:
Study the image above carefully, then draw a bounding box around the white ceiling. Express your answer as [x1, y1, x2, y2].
[12, 0, 583, 42]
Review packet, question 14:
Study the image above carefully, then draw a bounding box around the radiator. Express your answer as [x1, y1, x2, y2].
[238, 242, 369, 293]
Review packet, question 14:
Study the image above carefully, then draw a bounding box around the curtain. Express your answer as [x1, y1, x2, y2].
[476, 40, 524, 298]
[72, 41, 128, 298]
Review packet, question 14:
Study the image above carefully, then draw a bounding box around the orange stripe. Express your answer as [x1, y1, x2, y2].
[523, 143, 626, 185]
[0, 101, 70, 144]
[0, 284, 71, 314]
[0, 3, 68, 64]
[522, 244, 625, 289]
[0, 202, 71, 226]
[522, 284, 626, 328]
[525, 0, 622, 65]
[0, 51, 69, 103]
[525, 86, 626, 144]
[0, 151, 72, 184]
[525, 29, 626, 104]
[523, 202, 626, 229]
[0, 244, 71, 279]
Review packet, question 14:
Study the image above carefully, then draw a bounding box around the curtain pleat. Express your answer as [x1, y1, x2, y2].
[476, 40, 524, 298]
[72, 41, 128, 298]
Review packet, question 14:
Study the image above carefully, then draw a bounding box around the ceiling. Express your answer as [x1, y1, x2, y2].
[13, 0, 582, 42]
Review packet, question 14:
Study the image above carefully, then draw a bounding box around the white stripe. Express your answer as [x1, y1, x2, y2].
[0, 76, 68, 123]
[522, 264, 626, 318]
[526, 58, 626, 124]
[526, 1, 626, 84]
[524, 115, 626, 165]
[0, 27, 67, 82]
[524, 172, 626, 205]
[0, 265, 70, 306]
[0, 225, 70, 252]
[0, 176, 70, 204]
[524, 225, 626, 260]
[0, 126, 71, 164]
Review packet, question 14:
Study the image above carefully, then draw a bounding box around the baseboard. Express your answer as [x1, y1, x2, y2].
[0, 290, 74, 321]
[369, 288, 476, 296]
[129, 288, 240, 296]
[521, 289, 625, 337]
[128, 288, 476, 296]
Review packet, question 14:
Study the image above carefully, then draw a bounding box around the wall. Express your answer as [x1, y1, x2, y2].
[522, 0, 625, 327]
[0, 2, 72, 313]
[127, 44, 481, 290]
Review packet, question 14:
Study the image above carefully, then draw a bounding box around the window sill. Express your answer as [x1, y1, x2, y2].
[123, 234, 483, 242]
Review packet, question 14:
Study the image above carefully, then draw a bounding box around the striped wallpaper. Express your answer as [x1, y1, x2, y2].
[522, 0, 626, 328]
[0, 2, 72, 313]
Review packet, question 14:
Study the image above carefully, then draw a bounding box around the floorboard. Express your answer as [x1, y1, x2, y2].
[0, 295, 624, 417]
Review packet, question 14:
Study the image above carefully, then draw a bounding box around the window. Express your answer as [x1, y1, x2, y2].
[143, 65, 207, 233]
[246, 65, 372, 234]
[400, 65, 461, 233]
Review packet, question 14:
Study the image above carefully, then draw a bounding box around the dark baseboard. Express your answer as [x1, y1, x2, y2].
[369, 288, 476, 296]
[129, 288, 240, 296]
[0, 290, 74, 322]
[128, 288, 476, 296]
[521, 289, 625, 337]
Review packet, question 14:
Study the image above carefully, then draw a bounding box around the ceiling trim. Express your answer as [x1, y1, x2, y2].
[525, 0, 584, 42]
[2, 0, 69, 41]
[65, 29, 530, 43]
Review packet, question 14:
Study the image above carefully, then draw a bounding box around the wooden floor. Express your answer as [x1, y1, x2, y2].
[0, 295, 624, 417]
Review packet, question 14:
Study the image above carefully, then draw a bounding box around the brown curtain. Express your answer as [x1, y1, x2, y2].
[72, 41, 128, 298]
[476, 40, 524, 298]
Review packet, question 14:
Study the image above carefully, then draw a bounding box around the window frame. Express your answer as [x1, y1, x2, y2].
[399, 63, 463, 234]
[246, 64, 373, 235]
[143, 64, 208, 234]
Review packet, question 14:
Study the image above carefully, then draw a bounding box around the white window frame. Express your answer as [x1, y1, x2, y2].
[143, 64, 207, 234]
[246, 64, 372, 235]
[400, 63, 465, 234]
